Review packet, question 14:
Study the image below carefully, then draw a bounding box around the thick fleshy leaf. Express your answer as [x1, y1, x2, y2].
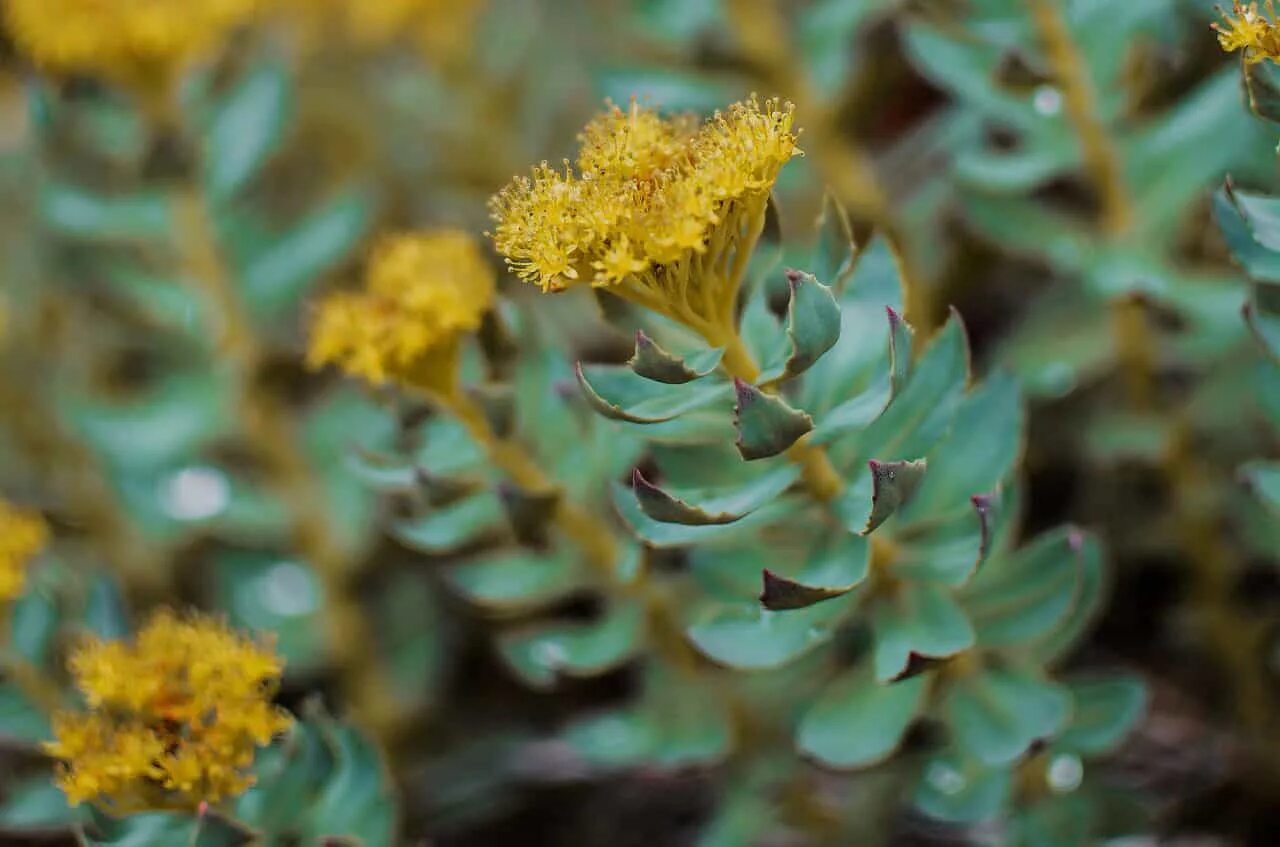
[810, 375, 892, 445]
[0, 776, 84, 830]
[240, 188, 374, 321]
[810, 191, 857, 291]
[760, 530, 870, 610]
[497, 604, 644, 689]
[798, 664, 928, 768]
[871, 581, 975, 682]
[901, 372, 1022, 522]
[564, 686, 732, 769]
[577, 362, 731, 423]
[0, 684, 49, 744]
[775, 270, 841, 380]
[40, 183, 170, 242]
[1245, 57, 1280, 124]
[888, 306, 913, 395]
[733, 379, 813, 460]
[79, 809, 254, 846]
[1058, 675, 1146, 756]
[392, 491, 505, 553]
[914, 753, 1012, 823]
[688, 598, 852, 670]
[613, 481, 799, 547]
[1215, 184, 1280, 284]
[234, 722, 331, 836]
[629, 330, 723, 383]
[1027, 532, 1105, 665]
[203, 59, 291, 200]
[862, 458, 927, 534]
[944, 666, 1071, 766]
[841, 313, 969, 466]
[632, 464, 800, 526]
[964, 527, 1084, 650]
[304, 722, 397, 845]
[892, 494, 998, 588]
[1242, 460, 1280, 514]
[445, 549, 582, 612]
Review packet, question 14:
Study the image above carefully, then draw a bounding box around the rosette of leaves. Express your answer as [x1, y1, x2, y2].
[901, 0, 1271, 400]
[352, 307, 736, 769]
[569, 198, 1142, 811]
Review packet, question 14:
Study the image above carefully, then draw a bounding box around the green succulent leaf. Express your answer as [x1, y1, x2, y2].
[1245, 56, 1280, 125]
[888, 306, 913, 395]
[1242, 459, 1280, 514]
[774, 270, 841, 381]
[688, 598, 851, 669]
[914, 752, 1012, 824]
[613, 481, 800, 547]
[0, 776, 84, 830]
[234, 722, 331, 837]
[628, 330, 723, 383]
[841, 312, 969, 466]
[40, 183, 170, 242]
[79, 809, 255, 847]
[810, 191, 856, 292]
[759, 530, 870, 610]
[944, 665, 1071, 767]
[1058, 675, 1147, 756]
[577, 362, 732, 423]
[871, 581, 975, 682]
[239, 187, 375, 322]
[203, 58, 291, 200]
[1027, 531, 1106, 665]
[963, 527, 1085, 649]
[631, 464, 800, 526]
[797, 663, 928, 768]
[392, 491, 505, 553]
[445, 549, 582, 613]
[862, 458, 928, 534]
[733, 379, 814, 460]
[304, 721, 397, 845]
[564, 685, 732, 769]
[497, 603, 644, 689]
[1215, 183, 1280, 284]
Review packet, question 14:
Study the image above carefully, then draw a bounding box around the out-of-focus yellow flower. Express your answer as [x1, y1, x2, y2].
[1215, 2, 1280, 63]
[279, 0, 484, 63]
[45, 610, 291, 813]
[307, 230, 495, 391]
[4, 0, 259, 86]
[0, 501, 47, 604]
[488, 96, 799, 344]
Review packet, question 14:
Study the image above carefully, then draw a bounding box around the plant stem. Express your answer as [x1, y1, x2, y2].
[168, 189, 394, 734]
[1027, 0, 1153, 404]
[723, 0, 934, 337]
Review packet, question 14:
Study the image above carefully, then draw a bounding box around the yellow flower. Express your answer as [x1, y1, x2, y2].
[278, 0, 485, 62]
[0, 501, 47, 604]
[45, 610, 292, 813]
[489, 96, 800, 344]
[307, 230, 496, 391]
[4, 0, 259, 86]
[1214, 2, 1280, 63]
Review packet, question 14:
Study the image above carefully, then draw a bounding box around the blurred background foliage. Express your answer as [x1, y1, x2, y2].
[0, 0, 1278, 844]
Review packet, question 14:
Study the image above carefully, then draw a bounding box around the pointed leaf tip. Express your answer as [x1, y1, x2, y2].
[862, 459, 928, 534]
[760, 569, 853, 611]
[776, 269, 841, 380]
[629, 330, 723, 383]
[734, 380, 814, 460]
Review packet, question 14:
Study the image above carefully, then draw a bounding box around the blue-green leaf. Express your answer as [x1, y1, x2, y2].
[1058, 675, 1146, 756]
[204, 59, 291, 200]
[798, 664, 928, 768]
[733, 379, 813, 460]
[445, 549, 582, 612]
[631, 464, 800, 526]
[577, 362, 731, 423]
[629, 330, 723, 383]
[944, 666, 1071, 767]
[775, 270, 841, 381]
[871, 581, 975, 682]
[497, 603, 644, 689]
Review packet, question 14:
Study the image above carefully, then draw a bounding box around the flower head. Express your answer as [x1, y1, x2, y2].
[45, 610, 291, 812]
[1214, 2, 1280, 63]
[307, 230, 495, 390]
[0, 501, 47, 604]
[489, 96, 799, 341]
[4, 0, 259, 86]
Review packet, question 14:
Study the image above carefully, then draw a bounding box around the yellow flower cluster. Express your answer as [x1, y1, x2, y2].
[4, 0, 260, 85]
[489, 96, 799, 342]
[0, 500, 47, 604]
[1214, 2, 1280, 63]
[307, 230, 495, 390]
[45, 610, 291, 812]
[280, 0, 484, 62]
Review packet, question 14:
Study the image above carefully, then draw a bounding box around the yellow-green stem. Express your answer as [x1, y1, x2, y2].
[169, 189, 394, 734]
